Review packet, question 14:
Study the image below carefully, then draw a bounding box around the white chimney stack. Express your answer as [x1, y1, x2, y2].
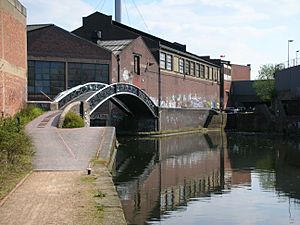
[115, 0, 122, 23]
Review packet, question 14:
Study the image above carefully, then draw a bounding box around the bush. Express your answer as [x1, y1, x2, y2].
[0, 105, 43, 200]
[62, 112, 85, 128]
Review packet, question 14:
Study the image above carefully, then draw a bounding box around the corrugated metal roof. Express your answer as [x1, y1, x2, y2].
[27, 24, 53, 32]
[97, 39, 133, 55]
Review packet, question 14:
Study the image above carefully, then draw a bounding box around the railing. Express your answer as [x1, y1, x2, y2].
[278, 57, 300, 69]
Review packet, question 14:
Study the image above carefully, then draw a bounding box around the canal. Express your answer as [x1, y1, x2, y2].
[112, 132, 300, 225]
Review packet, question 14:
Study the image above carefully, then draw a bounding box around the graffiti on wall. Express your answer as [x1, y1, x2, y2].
[160, 94, 219, 109]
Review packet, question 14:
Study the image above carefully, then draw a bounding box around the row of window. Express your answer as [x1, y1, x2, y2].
[28, 61, 109, 96]
[160, 52, 220, 82]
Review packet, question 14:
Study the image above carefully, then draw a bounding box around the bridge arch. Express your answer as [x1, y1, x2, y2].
[86, 83, 158, 118]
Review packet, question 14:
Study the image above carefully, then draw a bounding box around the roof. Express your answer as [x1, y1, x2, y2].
[77, 12, 218, 67]
[27, 24, 53, 32]
[97, 39, 133, 55]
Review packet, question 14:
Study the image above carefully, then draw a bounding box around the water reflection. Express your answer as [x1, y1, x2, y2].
[113, 133, 300, 225]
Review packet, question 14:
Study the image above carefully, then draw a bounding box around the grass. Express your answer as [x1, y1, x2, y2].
[62, 112, 85, 128]
[0, 105, 43, 200]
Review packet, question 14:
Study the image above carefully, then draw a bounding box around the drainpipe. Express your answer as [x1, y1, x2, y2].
[158, 42, 162, 132]
[220, 63, 224, 110]
[117, 55, 120, 82]
[158, 42, 161, 107]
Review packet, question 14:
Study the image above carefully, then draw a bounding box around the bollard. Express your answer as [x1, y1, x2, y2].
[87, 167, 91, 175]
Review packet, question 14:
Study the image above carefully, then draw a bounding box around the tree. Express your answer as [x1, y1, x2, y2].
[252, 64, 283, 102]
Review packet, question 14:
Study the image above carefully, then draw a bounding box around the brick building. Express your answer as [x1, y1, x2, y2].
[73, 12, 221, 109]
[27, 24, 111, 100]
[0, 0, 27, 117]
[224, 64, 251, 108]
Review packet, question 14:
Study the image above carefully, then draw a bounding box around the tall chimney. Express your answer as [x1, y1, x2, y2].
[115, 0, 121, 23]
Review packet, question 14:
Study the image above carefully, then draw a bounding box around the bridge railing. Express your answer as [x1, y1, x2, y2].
[53, 82, 108, 109]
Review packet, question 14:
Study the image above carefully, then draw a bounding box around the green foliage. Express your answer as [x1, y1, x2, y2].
[253, 64, 283, 102]
[62, 112, 85, 128]
[0, 105, 43, 200]
[253, 79, 276, 102]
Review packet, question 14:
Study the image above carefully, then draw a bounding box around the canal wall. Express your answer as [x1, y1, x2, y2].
[159, 107, 225, 133]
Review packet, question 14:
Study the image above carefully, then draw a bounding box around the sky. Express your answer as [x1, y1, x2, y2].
[22, 0, 300, 79]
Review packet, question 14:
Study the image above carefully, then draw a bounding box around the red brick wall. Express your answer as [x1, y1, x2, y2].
[114, 37, 159, 104]
[115, 37, 220, 108]
[231, 64, 251, 81]
[2, 72, 27, 115]
[3, 11, 26, 68]
[161, 72, 219, 108]
[0, 0, 27, 117]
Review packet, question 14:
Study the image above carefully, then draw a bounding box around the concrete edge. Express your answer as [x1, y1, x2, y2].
[0, 171, 33, 208]
[91, 127, 127, 224]
[57, 101, 81, 128]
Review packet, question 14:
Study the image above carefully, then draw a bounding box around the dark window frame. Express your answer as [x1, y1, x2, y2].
[134, 55, 141, 75]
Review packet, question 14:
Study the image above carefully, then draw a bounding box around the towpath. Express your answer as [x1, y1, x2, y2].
[0, 111, 126, 225]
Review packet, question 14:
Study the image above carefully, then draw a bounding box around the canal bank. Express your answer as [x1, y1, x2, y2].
[0, 111, 126, 225]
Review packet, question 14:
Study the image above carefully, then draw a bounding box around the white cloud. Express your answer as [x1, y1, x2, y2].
[22, 0, 94, 30]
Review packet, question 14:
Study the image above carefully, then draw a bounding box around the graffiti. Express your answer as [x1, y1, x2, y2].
[160, 94, 219, 109]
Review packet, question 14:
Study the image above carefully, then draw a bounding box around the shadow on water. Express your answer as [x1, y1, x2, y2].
[113, 133, 300, 225]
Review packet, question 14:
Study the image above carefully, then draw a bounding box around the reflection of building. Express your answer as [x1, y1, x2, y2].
[114, 133, 223, 225]
[0, 0, 27, 117]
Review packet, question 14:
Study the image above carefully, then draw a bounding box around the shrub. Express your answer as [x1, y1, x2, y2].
[62, 112, 85, 128]
[0, 105, 42, 200]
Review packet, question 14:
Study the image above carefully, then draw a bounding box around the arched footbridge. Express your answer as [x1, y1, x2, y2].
[53, 82, 158, 132]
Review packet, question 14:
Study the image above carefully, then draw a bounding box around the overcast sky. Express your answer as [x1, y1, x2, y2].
[22, 0, 300, 79]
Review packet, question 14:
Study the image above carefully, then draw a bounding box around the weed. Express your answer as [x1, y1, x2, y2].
[94, 191, 106, 198]
[62, 112, 84, 128]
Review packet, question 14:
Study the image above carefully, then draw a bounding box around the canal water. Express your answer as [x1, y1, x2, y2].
[112, 132, 300, 225]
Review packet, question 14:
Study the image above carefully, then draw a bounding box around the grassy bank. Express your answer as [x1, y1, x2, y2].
[0, 106, 43, 200]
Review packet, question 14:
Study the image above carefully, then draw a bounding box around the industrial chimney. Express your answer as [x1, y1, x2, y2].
[115, 0, 121, 23]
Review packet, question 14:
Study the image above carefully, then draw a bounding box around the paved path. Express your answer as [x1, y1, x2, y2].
[26, 111, 104, 171]
[0, 111, 126, 225]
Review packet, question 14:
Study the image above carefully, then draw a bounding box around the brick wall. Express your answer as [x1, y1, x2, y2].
[113, 37, 159, 104]
[160, 72, 219, 108]
[231, 64, 251, 81]
[0, 0, 27, 117]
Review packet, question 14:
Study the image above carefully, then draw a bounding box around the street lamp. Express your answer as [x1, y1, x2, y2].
[288, 40, 294, 68]
[296, 50, 299, 66]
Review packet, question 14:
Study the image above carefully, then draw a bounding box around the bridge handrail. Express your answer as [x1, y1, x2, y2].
[86, 82, 158, 116]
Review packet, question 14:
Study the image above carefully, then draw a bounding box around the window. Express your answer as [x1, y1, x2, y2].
[190, 62, 195, 76]
[28, 60, 65, 96]
[179, 58, 184, 74]
[200, 64, 205, 78]
[185, 60, 190, 75]
[173, 56, 179, 72]
[166, 54, 172, 71]
[205, 66, 209, 79]
[134, 55, 140, 75]
[160, 52, 166, 69]
[195, 64, 200, 77]
[68, 63, 109, 88]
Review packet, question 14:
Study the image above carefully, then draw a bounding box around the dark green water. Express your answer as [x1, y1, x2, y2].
[113, 132, 300, 225]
